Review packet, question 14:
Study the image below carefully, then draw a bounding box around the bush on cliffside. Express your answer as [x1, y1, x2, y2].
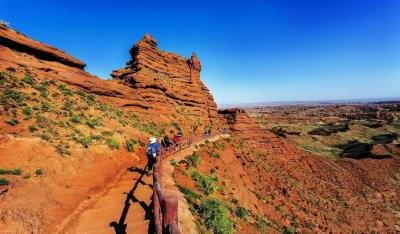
[200, 197, 233, 234]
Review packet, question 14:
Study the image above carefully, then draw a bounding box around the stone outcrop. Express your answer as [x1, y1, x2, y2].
[111, 34, 220, 126]
[0, 24, 85, 69]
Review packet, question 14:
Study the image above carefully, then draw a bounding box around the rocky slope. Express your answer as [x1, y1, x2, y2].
[0, 24, 221, 233]
[217, 108, 400, 233]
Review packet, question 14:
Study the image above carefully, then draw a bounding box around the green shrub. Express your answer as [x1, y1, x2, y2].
[0, 177, 9, 186]
[5, 119, 19, 126]
[283, 226, 295, 234]
[185, 152, 201, 168]
[35, 168, 43, 176]
[63, 100, 73, 113]
[0, 168, 22, 175]
[70, 115, 82, 123]
[212, 153, 221, 159]
[231, 197, 239, 205]
[11, 109, 17, 117]
[200, 197, 233, 234]
[107, 137, 120, 149]
[32, 105, 40, 110]
[22, 106, 32, 118]
[28, 125, 38, 132]
[125, 139, 137, 152]
[36, 81, 49, 99]
[0, 72, 4, 84]
[235, 206, 248, 219]
[41, 102, 51, 112]
[78, 135, 93, 148]
[4, 87, 22, 103]
[86, 118, 101, 128]
[22, 74, 34, 85]
[192, 170, 218, 195]
[57, 83, 73, 95]
[22, 173, 31, 179]
[35, 114, 52, 128]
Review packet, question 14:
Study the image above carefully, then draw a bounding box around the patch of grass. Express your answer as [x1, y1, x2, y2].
[86, 118, 101, 128]
[185, 151, 201, 168]
[70, 115, 82, 124]
[231, 197, 239, 205]
[235, 206, 248, 219]
[41, 102, 51, 112]
[22, 106, 32, 118]
[0, 168, 22, 175]
[77, 135, 94, 148]
[371, 133, 398, 144]
[178, 185, 201, 213]
[22, 74, 35, 85]
[199, 197, 233, 234]
[28, 125, 38, 132]
[35, 168, 43, 176]
[3, 87, 22, 103]
[107, 137, 120, 149]
[191, 170, 218, 195]
[57, 82, 73, 95]
[0, 178, 9, 186]
[125, 139, 137, 152]
[5, 118, 19, 126]
[36, 81, 49, 99]
[283, 226, 295, 234]
[63, 100, 73, 113]
[308, 121, 349, 136]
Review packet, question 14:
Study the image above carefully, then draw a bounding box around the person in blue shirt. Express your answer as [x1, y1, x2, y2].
[146, 137, 160, 173]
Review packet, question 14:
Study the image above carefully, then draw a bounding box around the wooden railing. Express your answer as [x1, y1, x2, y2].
[151, 130, 229, 234]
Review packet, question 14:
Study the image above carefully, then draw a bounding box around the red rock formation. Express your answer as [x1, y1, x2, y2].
[0, 24, 85, 69]
[111, 34, 220, 126]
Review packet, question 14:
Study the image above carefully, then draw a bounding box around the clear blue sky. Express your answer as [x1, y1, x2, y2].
[1, 0, 399, 105]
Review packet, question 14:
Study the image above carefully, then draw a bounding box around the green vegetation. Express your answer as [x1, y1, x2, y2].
[125, 139, 137, 152]
[184, 151, 201, 168]
[35, 168, 44, 176]
[5, 118, 19, 126]
[28, 125, 38, 132]
[86, 118, 101, 128]
[0, 178, 9, 186]
[308, 121, 349, 136]
[22, 74, 35, 85]
[199, 197, 233, 234]
[192, 170, 218, 195]
[106, 137, 120, 149]
[70, 115, 82, 123]
[57, 82, 73, 95]
[0, 168, 22, 175]
[235, 206, 248, 219]
[22, 106, 32, 118]
[371, 133, 398, 144]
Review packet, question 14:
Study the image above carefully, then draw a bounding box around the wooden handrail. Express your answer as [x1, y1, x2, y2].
[151, 129, 230, 234]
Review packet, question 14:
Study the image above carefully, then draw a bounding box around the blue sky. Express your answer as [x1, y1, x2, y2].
[1, 0, 399, 105]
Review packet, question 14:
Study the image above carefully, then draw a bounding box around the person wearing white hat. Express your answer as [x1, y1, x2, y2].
[146, 137, 160, 174]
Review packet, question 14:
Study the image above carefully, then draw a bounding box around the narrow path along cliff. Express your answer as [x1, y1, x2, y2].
[63, 134, 227, 234]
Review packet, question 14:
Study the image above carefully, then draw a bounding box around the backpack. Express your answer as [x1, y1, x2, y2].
[146, 146, 156, 158]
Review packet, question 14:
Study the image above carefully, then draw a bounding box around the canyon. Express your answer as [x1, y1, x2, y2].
[0, 23, 399, 233]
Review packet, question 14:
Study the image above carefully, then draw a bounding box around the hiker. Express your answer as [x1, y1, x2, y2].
[146, 137, 160, 173]
[164, 135, 171, 147]
[172, 134, 180, 145]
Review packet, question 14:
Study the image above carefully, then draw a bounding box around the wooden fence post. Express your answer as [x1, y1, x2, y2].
[162, 195, 180, 234]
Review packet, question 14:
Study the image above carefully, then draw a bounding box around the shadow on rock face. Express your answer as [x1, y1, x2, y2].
[371, 133, 398, 145]
[335, 140, 391, 159]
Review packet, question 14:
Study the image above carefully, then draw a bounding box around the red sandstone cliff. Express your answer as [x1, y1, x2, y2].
[111, 34, 220, 126]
